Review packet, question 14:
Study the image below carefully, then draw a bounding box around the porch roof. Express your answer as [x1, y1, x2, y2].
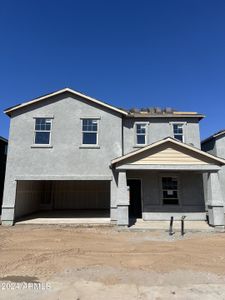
[111, 137, 225, 171]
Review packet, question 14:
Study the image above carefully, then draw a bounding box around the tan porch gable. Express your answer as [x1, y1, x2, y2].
[111, 137, 225, 167]
[131, 146, 210, 165]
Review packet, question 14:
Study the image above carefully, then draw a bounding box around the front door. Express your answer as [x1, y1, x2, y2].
[127, 179, 142, 218]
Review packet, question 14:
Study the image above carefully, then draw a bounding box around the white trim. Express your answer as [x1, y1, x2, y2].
[4, 88, 128, 116]
[214, 131, 225, 138]
[33, 117, 53, 146]
[111, 137, 225, 165]
[81, 118, 99, 147]
[134, 121, 148, 147]
[31, 145, 53, 149]
[79, 145, 100, 149]
[160, 175, 180, 206]
[170, 122, 186, 143]
[116, 164, 221, 171]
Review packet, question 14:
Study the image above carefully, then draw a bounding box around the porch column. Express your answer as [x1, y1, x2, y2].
[110, 171, 118, 224]
[207, 172, 224, 227]
[117, 170, 129, 226]
[1, 178, 17, 226]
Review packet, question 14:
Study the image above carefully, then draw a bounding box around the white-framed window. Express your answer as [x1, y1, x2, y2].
[34, 118, 52, 145]
[161, 176, 179, 205]
[82, 119, 98, 145]
[135, 122, 148, 145]
[173, 123, 184, 142]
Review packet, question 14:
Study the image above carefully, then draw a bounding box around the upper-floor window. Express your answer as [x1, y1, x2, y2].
[135, 122, 147, 145]
[34, 118, 52, 145]
[173, 123, 184, 142]
[82, 119, 98, 145]
[162, 176, 179, 205]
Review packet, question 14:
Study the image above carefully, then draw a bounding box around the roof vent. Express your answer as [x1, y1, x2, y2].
[148, 107, 155, 114]
[140, 108, 148, 113]
[130, 108, 139, 113]
[165, 107, 173, 113]
[155, 107, 162, 114]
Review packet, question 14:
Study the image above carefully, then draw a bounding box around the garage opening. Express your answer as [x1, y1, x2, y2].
[15, 180, 110, 224]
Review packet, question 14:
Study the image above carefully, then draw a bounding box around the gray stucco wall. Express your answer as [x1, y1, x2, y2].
[123, 117, 201, 154]
[202, 135, 225, 210]
[2, 92, 122, 222]
[216, 138, 225, 205]
[214, 135, 225, 158]
[127, 170, 205, 213]
[7, 93, 122, 176]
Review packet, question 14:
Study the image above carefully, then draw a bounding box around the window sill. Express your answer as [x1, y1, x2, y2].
[31, 144, 53, 148]
[79, 145, 100, 149]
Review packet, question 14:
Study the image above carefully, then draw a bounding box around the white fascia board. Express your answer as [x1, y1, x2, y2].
[111, 137, 225, 165]
[4, 88, 128, 116]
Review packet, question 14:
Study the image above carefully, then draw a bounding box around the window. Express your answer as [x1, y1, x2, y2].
[162, 177, 179, 205]
[82, 119, 98, 145]
[135, 123, 147, 145]
[173, 123, 184, 142]
[34, 118, 52, 145]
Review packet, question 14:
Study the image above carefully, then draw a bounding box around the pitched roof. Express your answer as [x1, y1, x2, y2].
[0, 136, 8, 143]
[4, 88, 128, 116]
[4, 88, 204, 120]
[111, 137, 225, 165]
[201, 130, 225, 144]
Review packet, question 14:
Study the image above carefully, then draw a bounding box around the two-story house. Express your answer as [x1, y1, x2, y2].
[1, 88, 225, 227]
[0, 136, 7, 213]
[202, 130, 225, 212]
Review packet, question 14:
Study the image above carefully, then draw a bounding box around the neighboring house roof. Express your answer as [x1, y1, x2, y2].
[4, 88, 128, 116]
[0, 136, 8, 143]
[201, 129, 225, 144]
[111, 137, 225, 166]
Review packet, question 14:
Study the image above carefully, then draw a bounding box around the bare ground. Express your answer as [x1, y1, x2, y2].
[0, 225, 225, 299]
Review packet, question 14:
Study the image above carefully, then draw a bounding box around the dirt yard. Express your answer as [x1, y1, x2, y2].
[0, 225, 225, 299]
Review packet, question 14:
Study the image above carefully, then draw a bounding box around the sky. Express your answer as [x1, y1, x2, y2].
[0, 0, 225, 140]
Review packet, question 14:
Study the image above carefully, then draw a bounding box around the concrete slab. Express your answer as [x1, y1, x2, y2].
[128, 219, 215, 232]
[16, 218, 111, 225]
[15, 210, 111, 225]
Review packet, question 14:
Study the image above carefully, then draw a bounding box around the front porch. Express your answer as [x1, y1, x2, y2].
[127, 170, 206, 222]
[111, 138, 225, 227]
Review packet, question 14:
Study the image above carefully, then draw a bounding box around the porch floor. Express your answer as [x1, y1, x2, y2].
[15, 210, 111, 225]
[129, 219, 214, 231]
